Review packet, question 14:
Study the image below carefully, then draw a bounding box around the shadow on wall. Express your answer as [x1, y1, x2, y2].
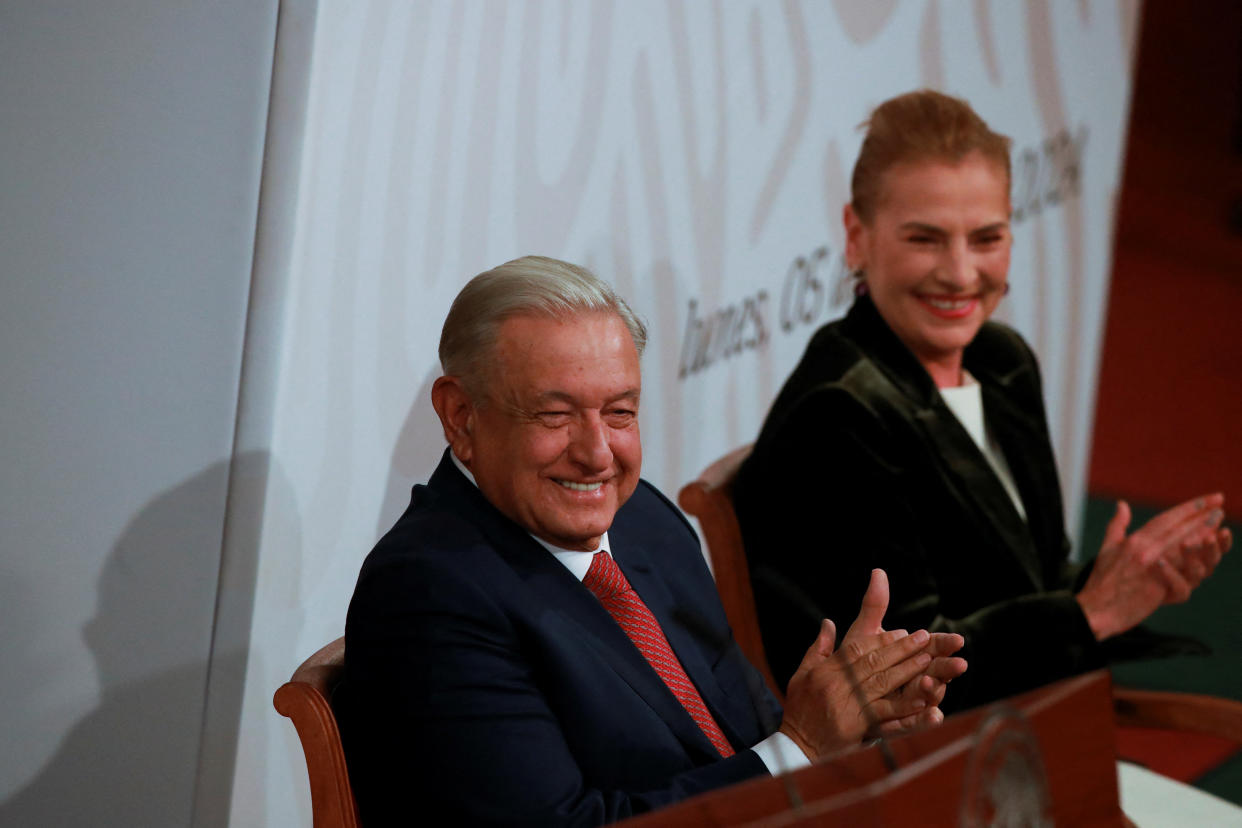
[0, 453, 281, 828]
[376, 368, 444, 536]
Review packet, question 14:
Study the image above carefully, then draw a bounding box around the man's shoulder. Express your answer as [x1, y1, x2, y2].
[620, 478, 694, 528]
[353, 484, 504, 595]
[612, 479, 706, 567]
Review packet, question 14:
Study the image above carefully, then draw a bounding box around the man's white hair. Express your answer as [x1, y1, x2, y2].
[438, 255, 648, 396]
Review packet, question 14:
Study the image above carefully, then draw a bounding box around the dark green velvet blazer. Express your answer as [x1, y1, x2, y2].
[733, 295, 1102, 713]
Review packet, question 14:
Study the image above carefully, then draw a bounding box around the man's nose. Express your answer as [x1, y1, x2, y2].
[568, 414, 612, 471]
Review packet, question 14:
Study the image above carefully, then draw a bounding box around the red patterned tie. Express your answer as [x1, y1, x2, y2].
[583, 551, 735, 758]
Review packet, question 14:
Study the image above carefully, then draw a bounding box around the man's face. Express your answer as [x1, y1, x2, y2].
[456, 312, 642, 551]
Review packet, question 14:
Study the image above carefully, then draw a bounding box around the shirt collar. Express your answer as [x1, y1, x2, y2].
[448, 450, 610, 582]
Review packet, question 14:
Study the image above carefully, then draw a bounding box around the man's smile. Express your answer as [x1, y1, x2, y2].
[556, 479, 604, 492]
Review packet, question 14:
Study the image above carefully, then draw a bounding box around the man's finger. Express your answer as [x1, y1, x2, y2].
[857, 646, 934, 699]
[844, 569, 890, 643]
[924, 632, 965, 657]
[844, 628, 927, 671]
[906, 675, 947, 708]
[924, 655, 968, 683]
[840, 628, 910, 662]
[870, 711, 923, 737]
[868, 691, 945, 727]
[813, 618, 837, 658]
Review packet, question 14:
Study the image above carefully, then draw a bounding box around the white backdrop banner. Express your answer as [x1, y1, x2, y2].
[227, 1, 1141, 823]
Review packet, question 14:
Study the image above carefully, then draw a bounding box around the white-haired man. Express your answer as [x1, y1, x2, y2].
[336, 256, 966, 826]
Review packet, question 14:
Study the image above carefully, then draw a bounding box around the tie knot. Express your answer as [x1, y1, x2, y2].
[583, 551, 630, 600]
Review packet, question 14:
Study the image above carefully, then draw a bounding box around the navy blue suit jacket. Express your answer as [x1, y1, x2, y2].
[336, 452, 782, 826]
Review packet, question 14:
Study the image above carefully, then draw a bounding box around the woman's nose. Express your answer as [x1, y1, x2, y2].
[938, 240, 975, 289]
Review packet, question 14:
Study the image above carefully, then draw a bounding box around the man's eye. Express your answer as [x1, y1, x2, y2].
[536, 412, 571, 425]
[907, 235, 935, 244]
[605, 409, 636, 425]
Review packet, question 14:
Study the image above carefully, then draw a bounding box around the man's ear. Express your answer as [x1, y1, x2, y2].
[843, 203, 867, 271]
[431, 376, 476, 465]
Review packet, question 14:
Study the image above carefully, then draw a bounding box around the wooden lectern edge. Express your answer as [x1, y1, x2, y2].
[618, 670, 1125, 827]
[778, 672, 1119, 826]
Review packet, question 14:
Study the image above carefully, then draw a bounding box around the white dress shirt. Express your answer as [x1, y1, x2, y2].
[940, 371, 1027, 520]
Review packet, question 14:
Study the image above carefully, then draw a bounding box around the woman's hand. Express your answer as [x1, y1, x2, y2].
[1076, 494, 1229, 641]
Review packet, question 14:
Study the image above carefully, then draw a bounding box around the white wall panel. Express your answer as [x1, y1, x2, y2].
[231, 1, 1143, 824]
[0, 1, 278, 825]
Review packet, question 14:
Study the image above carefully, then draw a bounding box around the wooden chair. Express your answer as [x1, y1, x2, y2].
[273, 637, 361, 828]
[679, 445, 1242, 775]
[676, 443, 783, 700]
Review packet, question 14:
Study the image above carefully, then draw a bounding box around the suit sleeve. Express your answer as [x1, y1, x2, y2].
[340, 549, 770, 827]
[737, 384, 1101, 713]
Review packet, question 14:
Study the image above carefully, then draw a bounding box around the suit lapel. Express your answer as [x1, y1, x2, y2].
[610, 526, 734, 756]
[426, 452, 720, 759]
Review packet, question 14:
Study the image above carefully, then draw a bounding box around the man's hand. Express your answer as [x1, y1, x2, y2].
[1077, 495, 1229, 640]
[777, 569, 966, 760]
[840, 569, 966, 734]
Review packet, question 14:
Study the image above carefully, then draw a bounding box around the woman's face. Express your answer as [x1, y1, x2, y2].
[845, 152, 1011, 385]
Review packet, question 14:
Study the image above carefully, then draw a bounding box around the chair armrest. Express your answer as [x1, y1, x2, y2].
[1113, 687, 1242, 743]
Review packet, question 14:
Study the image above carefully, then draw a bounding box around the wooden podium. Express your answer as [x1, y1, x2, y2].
[619, 670, 1126, 827]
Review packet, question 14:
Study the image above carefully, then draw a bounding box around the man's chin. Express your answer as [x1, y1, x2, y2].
[542, 518, 614, 552]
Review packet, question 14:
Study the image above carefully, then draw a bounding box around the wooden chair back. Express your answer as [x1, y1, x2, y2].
[273, 637, 360, 828]
[677, 443, 783, 700]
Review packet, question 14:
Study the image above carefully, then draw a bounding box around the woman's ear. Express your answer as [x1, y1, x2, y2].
[843, 203, 867, 271]
[431, 376, 476, 465]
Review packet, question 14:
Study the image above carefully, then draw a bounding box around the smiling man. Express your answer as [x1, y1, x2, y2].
[335, 256, 966, 827]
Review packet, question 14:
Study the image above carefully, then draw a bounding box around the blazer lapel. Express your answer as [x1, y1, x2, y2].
[426, 452, 719, 758]
[977, 371, 1067, 579]
[914, 400, 1045, 589]
[844, 300, 1045, 590]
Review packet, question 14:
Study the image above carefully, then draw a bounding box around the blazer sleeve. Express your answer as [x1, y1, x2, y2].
[339, 548, 770, 827]
[738, 384, 1102, 713]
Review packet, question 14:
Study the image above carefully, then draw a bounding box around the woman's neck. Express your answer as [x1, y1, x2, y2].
[922, 354, 965, 389]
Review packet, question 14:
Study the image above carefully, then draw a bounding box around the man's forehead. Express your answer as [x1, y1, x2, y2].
[493, 313, 639, 362]
[531, 387, 641, 404]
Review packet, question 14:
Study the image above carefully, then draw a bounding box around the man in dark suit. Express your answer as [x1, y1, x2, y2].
[336, 256, 966, 826]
